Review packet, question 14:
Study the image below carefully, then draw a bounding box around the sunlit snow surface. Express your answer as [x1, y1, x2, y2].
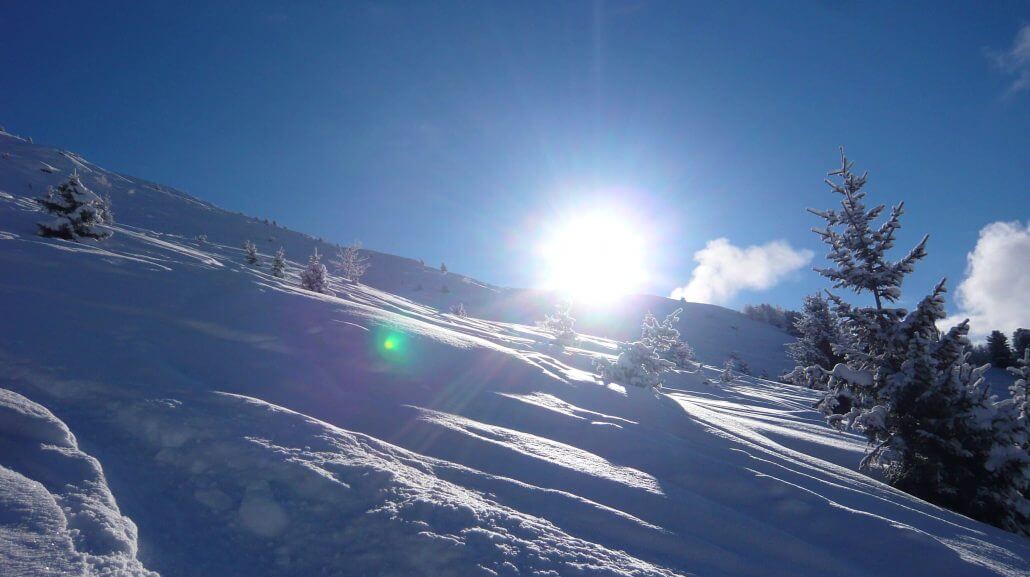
[1, 131, 1028, 576]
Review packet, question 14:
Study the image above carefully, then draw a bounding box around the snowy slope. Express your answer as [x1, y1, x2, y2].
[1, 131, 1027, 577]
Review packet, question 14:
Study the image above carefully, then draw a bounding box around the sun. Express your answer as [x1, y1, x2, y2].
[538, 210, 648, 304]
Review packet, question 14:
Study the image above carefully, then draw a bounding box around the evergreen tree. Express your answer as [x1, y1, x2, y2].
[786, 294, 846, 388]
[333, 241, 369, 283]
[807, 149, 1028, 535]
[243, 240, 259, 266]
[100, 192, 114, 225]
[300, 248, 331, 294]
[596, 313, 675, 389]
[596, 341, 674, 390]
[987, 330, 1016, 369]
[440, 262, 448, 273]
[641, 308, 697, 369]
[271, 247, 287, 278]
[441, 284, 450, 294]
[542, 303, 577, 346]
[721, 359, 735, 383]
[1013, 328, 1030, 362]
[36, 173, 112, 240]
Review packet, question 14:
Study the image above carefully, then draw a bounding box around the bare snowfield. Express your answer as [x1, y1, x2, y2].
[1, 131, 1027, 576]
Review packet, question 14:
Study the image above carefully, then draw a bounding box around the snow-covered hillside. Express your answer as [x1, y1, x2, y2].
[1, 131, 1027, 576]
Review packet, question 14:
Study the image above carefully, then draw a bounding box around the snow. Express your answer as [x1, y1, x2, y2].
[1, 132, 1028, 576]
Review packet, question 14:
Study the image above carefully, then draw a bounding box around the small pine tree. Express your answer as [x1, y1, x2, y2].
[641, 308, 696, 369]
[721, 359, 735, 383]
[36, 173, 112, 240]
[243, 240, 259, 266]
[987, 330, 1015, 369]
[300, 248, 331, 294]
[100, 192, 114, 225]
[271, 247, 287, 278]
[595, 312, 675, 389]
[450, 303, 467, 317]
[441, 284, 450, 294]
[542, 303, 577, 346]
[440, 262, 448, 273]
[333, 241, 369, 283]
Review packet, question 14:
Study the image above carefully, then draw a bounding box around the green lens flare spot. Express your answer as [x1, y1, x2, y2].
[373, 328, 409, 364]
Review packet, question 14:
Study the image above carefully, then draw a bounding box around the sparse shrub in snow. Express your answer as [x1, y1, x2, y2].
[742, 303, 802, 336]
[807, 149, 1029, 534]
[541, 303, 577, 347]
[271, 247, 287, 278]
[596, 312, 676, 390]
[36, 172, 112, 240]
[450, 303, 467, 317]
[243, 240, 260, 266]
[333, 241, 369, 283]
[195, 234, 207, 244]
[300, 248, 331, 294]
[728, 351, 750, 375]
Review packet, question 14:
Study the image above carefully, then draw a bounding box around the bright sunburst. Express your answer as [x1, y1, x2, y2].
[538, 210, 648, 304]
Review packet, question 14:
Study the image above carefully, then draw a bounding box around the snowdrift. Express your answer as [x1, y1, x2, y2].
[1, 131, 1027, 576]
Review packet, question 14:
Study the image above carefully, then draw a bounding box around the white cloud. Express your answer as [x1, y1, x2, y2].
[670, 238, 813, 305]
[988, 24, 1030, 95]
[942, 221, 1030, 340]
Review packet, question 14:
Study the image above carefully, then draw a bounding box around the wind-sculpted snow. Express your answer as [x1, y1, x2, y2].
[416, 407, 663, 494]
[0, 389, 157, 577]
[1, 132, 1028, 576]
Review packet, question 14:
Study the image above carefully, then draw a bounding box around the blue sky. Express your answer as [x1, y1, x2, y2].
[2, 1, 1027, 324]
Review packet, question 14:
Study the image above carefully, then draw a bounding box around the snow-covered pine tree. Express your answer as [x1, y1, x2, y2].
[36, 173, 112, 240]
[808, 148, 927, 414]
[785, 294, 846, 388]
[595, 313, 675, 389]
[641, 308, 697, 370]
[1013, 328, 1030, 362]
[271, 247, 287, 278]
[808, 150, 1028, 534]
[596, 341, 674, 390]
[450, 303, 467, 317]
[542, 303, 577, 346]
[333, 241, 369, 283]
[100, 192, 114, 225]
[1007, 349, 1029, 424]
[300, 248, 331, 294]
[440, 262, 447, 273]
[720, 359, 735, 383]
[242, 240, 260, 266]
